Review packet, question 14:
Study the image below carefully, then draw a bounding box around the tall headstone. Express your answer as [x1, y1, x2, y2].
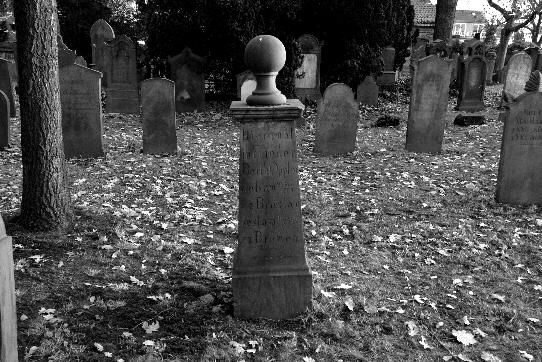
[314, 83, 358, 155]
[230, 35, 312, 319]
[295, 34, 322, 102]
[141, 78, 177, 155]
[0, 91, 9, 150]
[90, 19, 115, 87]
[0, 216, 18, 362]
[0, 59, 14, 117]
[486, 51, 497, 85]
[236, 70, 255, 99]
[525, 46, 540, 72]
[357, 76, 379, 106]
[58, 36, 77, 68]
[457, 55, 487, 112]
[60, 64, 104, 158]
[496, 92, 542, 204]
[168, 47, 205, 113]
[406, 55, 453, 154]
[410, 37, 429, 77]
[107, 35, 139, 114]
[377, 46, 398, 86]
[501, 52, 532, 105]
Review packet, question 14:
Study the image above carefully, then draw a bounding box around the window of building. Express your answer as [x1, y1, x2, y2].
[453, 23, 466, 36]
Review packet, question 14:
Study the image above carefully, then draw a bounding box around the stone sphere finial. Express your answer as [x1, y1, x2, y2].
[244, 35, 287, 106]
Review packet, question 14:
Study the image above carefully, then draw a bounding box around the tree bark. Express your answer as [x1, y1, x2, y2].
[13, 0, 71, 230]
[434, 0, 459, 41]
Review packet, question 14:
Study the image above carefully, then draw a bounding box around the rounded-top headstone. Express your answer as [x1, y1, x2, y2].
[244, 35, 287, 106]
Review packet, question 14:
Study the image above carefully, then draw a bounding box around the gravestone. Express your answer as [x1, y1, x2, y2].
[314, 83, 358, 155]
[457, 55, 487, 112]
[60, 64, 104, 158]
[0, 59, 14, 117]
[501, 52, 532, 106]
[377, 46, 398, 86]
[107, 35, 139, 114]
[294, 34, 322, 102]
[486, 51, 497, 85]
[141, 78, 177, 155]
[230, 35, 312, 319]
[240, 79, 257, 103]
[410, 37, 429, 77]
[90, 19, 115, 87]
[406, 55, 453, 154]
[357, 76, 378, 106]
[168, 47, 205, 113]
[496, 92, 542, 204]
[0, 91, 9, 150]
[58, 36, 77, 68]
[236, 70, 255, 99]
[0, 215, 18, 362]
[525, 47, 540, 72]
[525, 70, 542, 92]
[75, 56, 87, 67]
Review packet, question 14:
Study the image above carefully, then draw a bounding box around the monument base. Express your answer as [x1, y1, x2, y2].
[377, 71, 398, 86]
[1, 225, 18, 362]
[233, 271, 313, 319]
[454, 113, 486, 127]
[107, 88, 140, 114]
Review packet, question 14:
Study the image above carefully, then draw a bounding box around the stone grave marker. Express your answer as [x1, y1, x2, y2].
[0, 215, 18, 362]
[0, 91, 9, 150]
[75, 56, 87, 67]
[240, 78, 257, 103]
[107, 35, 139, 114]
[236, 70, 255, 99]
[501, 52, 532, 106]
[58, 36, 77, 68]
[295, 34, 322, 102]
[377, 45, 398, 86]
[90, 19, 115, 86]
[60, 64, 104, 158]
[0, 58, 14, 117]
[457, 55, 487, 112]
[410, 37, 429, 77]
[168, 47, 205, 113]
[406, 55, 453, 154]
[525, 46, 540, 72]
[496, 92, 542, 204]
[357, 76, 378, 106]
[230, 35, 312, 319]
[141, 78, 177, 155]
[486, 51, 497, 85]
[314, 83, 358, 155]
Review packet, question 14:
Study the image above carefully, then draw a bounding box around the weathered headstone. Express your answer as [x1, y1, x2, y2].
[141, 78, 177, 155]
[525, 70, 542, 92]
[501, 52, 532, 106]
[58, 36, 77, 68]
[0, 58, 14, 117]
[486, 51, 497, 85]
[496, 92, 542, 204]
[377, 46, 398, 86]
[240, 79, 257, 103]
[107, 35, 139, 114]
[168, 47, 205, 113]
[90, 19, 115, 87]
[230, 35, 312, 319]
[357, 76, 378, 106]
[0, 91, 9, 150]
[406, 55, 453, 154]
[410, 37, 429, 77]
[525, 46, 540, 72]
[236, 70, 255, 99]
[75, 56, 88, 68]
[457, 55, 487, 112]
[314, 83, 358, 155]
[0, 215, 18, 362]
[60, 64, 104, 158]
[295, 34, 322, 102]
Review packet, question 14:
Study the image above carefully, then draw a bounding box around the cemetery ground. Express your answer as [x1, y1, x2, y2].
[1, 84, 541, 362]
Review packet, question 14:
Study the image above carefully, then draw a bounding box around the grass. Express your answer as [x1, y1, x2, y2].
[0, 83, 541, 361]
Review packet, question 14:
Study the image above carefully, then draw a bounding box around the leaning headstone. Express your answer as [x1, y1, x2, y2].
[496, 92, 542, 204]
[406, 55, 453, 154]
[0, 91, 9, 150]
[357, 76, 378, 106]
[457, 55, 487, 112]
[240, 78, 257, 103]
[314, 83, 358, 155]
[168, 47, 206, 113]
[230, 35, 312, 319]
[90, 19, 115, 87]
[525, 70, 542, 92]
[0, 58, 14, 117]
[0, 215, 18, 362]
[295, 34, 322, 102]
[60, 64, 104, 158]
[107, 35, 139, 114]
[141, 78, 177, 155]
[58, 36, 77, 68]
[501, 52, 532, 106]
[410, 37, 429, 77]
[486, 51, 497, 85]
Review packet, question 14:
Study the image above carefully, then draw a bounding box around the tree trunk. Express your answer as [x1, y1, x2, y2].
[13, 0, 71, 230]
[433, 0, 459, 41]
[494, 25, 513, 81]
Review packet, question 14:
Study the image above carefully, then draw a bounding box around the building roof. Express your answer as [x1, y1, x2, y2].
[411, 1, 485, 26]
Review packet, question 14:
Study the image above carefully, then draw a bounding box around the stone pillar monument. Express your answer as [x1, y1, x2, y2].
[229, 35, 312, 319]
[0, 216, 17, 362]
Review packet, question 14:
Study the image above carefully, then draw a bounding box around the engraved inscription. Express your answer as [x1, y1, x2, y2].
[509, 109, 542, 145]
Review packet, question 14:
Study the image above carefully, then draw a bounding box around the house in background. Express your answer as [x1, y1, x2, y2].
[411, 0, 486, 40]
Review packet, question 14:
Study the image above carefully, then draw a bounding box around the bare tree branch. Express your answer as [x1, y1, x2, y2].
[487, 0, 512, 17]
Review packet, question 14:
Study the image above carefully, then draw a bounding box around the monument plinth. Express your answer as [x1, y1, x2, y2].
[230, 35, 312, 319]
[0, 216, 18, 362]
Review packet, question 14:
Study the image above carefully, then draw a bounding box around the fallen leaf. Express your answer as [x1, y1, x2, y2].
[491, 293, 505, 302]
[481, 351, 503, 362]
[419, 336, 432, 349]
[334, 283, 353, 290]
[344, 297, 355, 311]
[519, 351, 534, 361]
[405, 321, 420, 336]
[458, 353, 474, 362]
[94, 343, 104, 352]
[142, 321, 159, 334]
[452, 330, 477, 346]
[223, 246, 235, 254]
